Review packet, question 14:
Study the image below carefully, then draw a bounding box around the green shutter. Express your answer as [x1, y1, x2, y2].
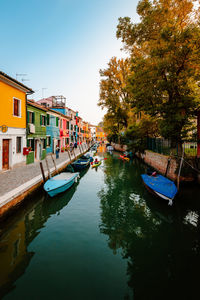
[44, 116, 46, 126]
[27, 111, 30, 123]
[40, 115, 42, 125]
[56, 117, 59, 127]
[33, 112, 35, 124]
[47, 114, 49, 125]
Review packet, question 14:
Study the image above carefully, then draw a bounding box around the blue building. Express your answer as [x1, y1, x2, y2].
[46, 109, 60, 154]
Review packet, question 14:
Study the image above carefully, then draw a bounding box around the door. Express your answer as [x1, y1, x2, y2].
[35, 141, 37, 159]
[3, 139, 9, 170]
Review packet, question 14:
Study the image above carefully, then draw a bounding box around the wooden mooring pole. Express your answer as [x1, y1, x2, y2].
[45, 157, 51, 179]
[51, 154, 58, 174]
[67, 150, 72, 162]
[177, 152, 184, 190]
[40, 162, 46, 183]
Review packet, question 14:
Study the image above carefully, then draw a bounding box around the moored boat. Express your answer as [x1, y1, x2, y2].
[119, 155, 130, 161]
[44, 172, 80, 197]
[71, 158, 90, 170]
[141, 174, 178, 205]
[92, 161, 101, 168]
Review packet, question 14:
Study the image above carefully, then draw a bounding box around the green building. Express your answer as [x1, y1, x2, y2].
[26, 100, 47, 164]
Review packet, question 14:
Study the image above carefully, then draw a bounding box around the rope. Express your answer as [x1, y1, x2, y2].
[169, 154, 200, 174]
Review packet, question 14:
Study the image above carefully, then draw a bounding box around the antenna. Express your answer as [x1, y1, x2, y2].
[42, 88, 47, 99]
[16, 73, 27, 81]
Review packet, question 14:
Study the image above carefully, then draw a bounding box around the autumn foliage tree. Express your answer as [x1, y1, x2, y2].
[117, 0, 200, 151]
[98, 57, 132, 140]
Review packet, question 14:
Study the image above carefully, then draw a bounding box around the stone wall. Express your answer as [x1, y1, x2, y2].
[143, 150, 178, 181]
[111, 143, 127, 152]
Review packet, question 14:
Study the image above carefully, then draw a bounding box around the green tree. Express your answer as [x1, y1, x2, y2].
[117, 0, 200, 152]
[98, 57, 132, 139]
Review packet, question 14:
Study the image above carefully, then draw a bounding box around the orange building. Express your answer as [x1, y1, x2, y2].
[95, 126, 107, 142]
[0, 71, 33, 171]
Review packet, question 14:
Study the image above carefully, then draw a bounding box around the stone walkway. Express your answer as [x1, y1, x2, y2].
[0, 144, 89, 200]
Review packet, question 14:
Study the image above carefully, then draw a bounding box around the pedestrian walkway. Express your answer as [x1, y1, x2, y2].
[0, 144, 90, 208]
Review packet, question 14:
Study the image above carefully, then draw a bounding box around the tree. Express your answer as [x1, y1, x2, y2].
[98, 57, 132, 138]
[117, 0, 200, 152]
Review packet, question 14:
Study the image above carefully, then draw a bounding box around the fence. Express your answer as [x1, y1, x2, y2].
[147, 138, 197, 157]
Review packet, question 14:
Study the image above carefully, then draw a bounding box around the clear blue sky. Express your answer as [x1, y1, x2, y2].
[0, 0, 139, 125]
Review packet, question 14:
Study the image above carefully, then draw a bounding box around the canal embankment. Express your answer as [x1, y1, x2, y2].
[0, 144, 91, 219]
[111, 142, 200, 183]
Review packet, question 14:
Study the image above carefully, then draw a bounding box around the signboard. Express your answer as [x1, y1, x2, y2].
[0, 125, 8, 133]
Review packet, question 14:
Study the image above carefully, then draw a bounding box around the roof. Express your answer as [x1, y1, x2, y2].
[0, 71, 34, 93]
[27, 100, 48, 112]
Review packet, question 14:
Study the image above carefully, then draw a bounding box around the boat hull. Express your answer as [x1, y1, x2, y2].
[44, 172, 79, 197]
[92, 161, 101, 168]
[47, 178, 75, 197]
[141, 174, 177, 205]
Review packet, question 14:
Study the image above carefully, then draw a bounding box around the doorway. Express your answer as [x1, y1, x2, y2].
[2, 139, 9, 170]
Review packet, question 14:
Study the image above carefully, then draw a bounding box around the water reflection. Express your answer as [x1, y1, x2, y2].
[0, 180, 79, 298]
[98, 154, 200, 300]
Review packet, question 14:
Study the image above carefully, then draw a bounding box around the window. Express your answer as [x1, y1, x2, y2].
[46, 136, 51, 147]
[16, 137, 22, 153]
[65, 138, 69, 145]
[40, 115, 46, 126]
[71, 124, 73, 131]
[67, 122, 69, 129]
[60, 119, 62, 129]
[42, 139, 46, 149]
[27, 139, 34, 151]
[13, 98, 21, 117]
[47, 114, 50, 125]
[56, 117, 59, 127]
[28, 111, 35, 124]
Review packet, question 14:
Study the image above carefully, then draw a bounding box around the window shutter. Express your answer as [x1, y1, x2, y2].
[27, 111, 30, 123]
[47, 114, 49, 125]
[32, 139, 35, 151]
[44, 116, 46, 126]
[44, 139, 46, 149]
[33, 112, 35, 124]
[40, 115, 42, 125]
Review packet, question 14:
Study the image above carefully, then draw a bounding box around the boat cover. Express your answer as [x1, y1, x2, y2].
[141, 174, 178, 200]
[44, 172, 79, 192]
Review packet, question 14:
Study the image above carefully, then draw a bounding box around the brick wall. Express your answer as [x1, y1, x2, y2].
[143, 151, 177, 180]
[111, 143, 127, 152]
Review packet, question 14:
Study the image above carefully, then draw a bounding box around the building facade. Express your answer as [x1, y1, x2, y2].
[26, 101, 47, 164]
[0, 71, 33, 171]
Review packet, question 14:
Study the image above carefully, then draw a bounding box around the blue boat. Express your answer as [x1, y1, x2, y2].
[71, 158, 90, 170]
[81, 152, 93, 162]
[141, 174, 178, 205]
[44, 172, 79, 197]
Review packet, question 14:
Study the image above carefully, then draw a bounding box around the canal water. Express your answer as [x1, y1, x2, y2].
[0, 146, 200, 300]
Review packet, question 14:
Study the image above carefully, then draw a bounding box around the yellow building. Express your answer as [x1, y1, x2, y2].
[95, 126, 107, 142]
[0, 71, 33, 171]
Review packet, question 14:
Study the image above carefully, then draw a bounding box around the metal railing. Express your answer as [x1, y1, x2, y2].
[147, 138, 198, 157]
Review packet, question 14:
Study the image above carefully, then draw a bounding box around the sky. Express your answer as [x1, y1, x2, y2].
[0, 0, 139, 125]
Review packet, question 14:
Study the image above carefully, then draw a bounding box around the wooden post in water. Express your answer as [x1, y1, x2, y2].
[177, 152, 184, 190]
[51, 154, 58, 174]
[40, 162, 46, 183]
[45, 157, 51, 179]
[73, 148, 76, 158]
[67, 150, 72, 162]
[78, 145, 82, 154]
